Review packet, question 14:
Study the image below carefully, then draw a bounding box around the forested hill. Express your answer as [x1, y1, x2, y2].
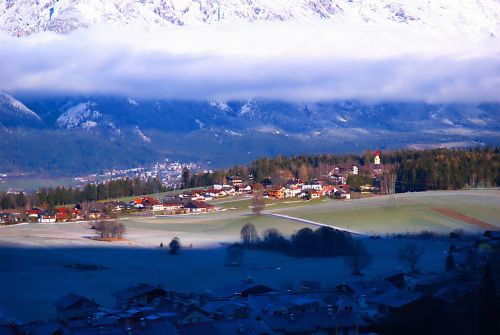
[187, 147, 500, 192]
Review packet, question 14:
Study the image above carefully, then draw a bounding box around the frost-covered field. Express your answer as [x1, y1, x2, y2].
[0, 190, 498, 322]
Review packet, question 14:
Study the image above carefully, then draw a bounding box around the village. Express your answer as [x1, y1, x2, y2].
[0, 153, 372, 225]
[1, 150, 498, 334]
[1, 228, 499, 335]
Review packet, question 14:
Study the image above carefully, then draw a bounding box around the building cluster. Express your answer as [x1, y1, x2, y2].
[4, 230, 499, 335]
[73, 159, 203, 189]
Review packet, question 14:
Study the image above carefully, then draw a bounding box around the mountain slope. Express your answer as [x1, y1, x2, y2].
[0, 94, 498, 174]
[1, 0, 499, 36]
[0, 92, 42, 127]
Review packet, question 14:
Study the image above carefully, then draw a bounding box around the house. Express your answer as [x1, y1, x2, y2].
[184, 201, 215, 213]
[267, 186, 285, 199]
[383, 271, 406, 289]
[226, 176, 244, 187]
[26, 207, 42, 222]
[87, 208, 103, 220]
[301, 183, 322, 191]
[54, 293, 100, 321]
[284, 185, 302, 198]
[55, 207, 71, 222]
[104, 201, 127, 212]
[178, 306, 212, 325]
[113, 283, 167, 309]
[38, 210, 56, 223]
[152, 204, 166, 212]
[372, 289, 422, 316]
[135, 196, 160, 207]
[163, 201, 184, 212]
[286, 178, 304, 189]
[335, 280, 397, 318]
[307, 190, 321, 199]
[210, 278, 275, 300]
[0, 212, 22, 224]
[72, 208, 84, 220]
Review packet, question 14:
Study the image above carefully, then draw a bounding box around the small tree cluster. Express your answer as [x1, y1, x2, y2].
[240, 224, 355, 258]
[251, 183, 265, 215]
[240, 223, 260, 245]
[168, 237, 181, 255]
[93, 221, 126, 240]
[344, 240, 372, 275]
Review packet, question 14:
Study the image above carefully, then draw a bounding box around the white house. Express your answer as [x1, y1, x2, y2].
[301, 184, 322, 191]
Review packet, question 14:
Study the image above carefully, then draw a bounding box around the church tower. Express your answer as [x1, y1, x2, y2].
[374, 149, 381, 165]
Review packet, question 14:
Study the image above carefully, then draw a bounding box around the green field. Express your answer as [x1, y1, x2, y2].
[1, 189, 498, 322]
[121, 190, 500, 244]
[267, 190, 500, 234]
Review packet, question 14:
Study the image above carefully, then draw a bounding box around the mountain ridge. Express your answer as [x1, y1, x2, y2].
[1, 0, 499, 37]
[1, 92, 499, 174]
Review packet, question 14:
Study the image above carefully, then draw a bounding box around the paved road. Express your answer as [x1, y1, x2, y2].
[263, 213, 366, 235]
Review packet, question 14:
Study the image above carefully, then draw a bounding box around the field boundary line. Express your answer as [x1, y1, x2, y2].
[263, 213, 366, 235]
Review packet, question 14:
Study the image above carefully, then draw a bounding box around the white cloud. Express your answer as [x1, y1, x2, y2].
[0, 21, 499, 103]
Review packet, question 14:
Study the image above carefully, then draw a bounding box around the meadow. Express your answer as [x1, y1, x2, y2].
[0, 189, 498, 322]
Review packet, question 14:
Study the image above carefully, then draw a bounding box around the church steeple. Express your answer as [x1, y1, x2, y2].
[374, 148, 381, 165]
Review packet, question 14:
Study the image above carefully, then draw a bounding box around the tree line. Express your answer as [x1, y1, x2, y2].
[0, 177, 166, 210]
[185, 146, 500, 192]
[2, 146, 498, 210]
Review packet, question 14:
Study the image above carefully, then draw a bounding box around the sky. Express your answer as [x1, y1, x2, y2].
[1, 20, 499, 103]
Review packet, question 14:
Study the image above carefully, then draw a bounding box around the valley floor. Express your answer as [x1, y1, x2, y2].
[0, 189, 498, 322]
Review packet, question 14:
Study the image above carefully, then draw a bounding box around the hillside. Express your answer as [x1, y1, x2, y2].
[1, 93, 500, 174]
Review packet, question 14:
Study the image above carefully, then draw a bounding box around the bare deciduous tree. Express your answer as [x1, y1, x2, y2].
[225, 243, 244, 266]
[240, 223, 260, 245]
[345, 240, 372, 275]
[251, 183, 265, 215]
[93, 220, 125, 240]
[399, 243, 424, 273]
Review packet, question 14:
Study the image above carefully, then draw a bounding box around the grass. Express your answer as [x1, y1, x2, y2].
[1, 189, 497, 322]
[270, 190, 500, 234]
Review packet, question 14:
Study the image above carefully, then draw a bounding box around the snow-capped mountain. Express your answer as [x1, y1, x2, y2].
[1, 0, 499, 37]
[0, 91, 42, 127]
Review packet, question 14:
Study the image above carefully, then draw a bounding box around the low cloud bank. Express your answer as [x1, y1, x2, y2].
[1, 21, 499, 103]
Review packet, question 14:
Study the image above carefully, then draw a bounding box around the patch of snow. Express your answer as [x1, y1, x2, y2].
[80, 120, 97, 129]
[441, 118, 455, 126]
[335, 114, 348, 122]
[135, 126, 151, 142]
[209, 100, 231, 112]
[224, 129, 242, 136]
[56, 102, 102, 129]
[239, 100, 256, 116]
[195, 119, 204, 128]
[127, 98, 139, 106]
